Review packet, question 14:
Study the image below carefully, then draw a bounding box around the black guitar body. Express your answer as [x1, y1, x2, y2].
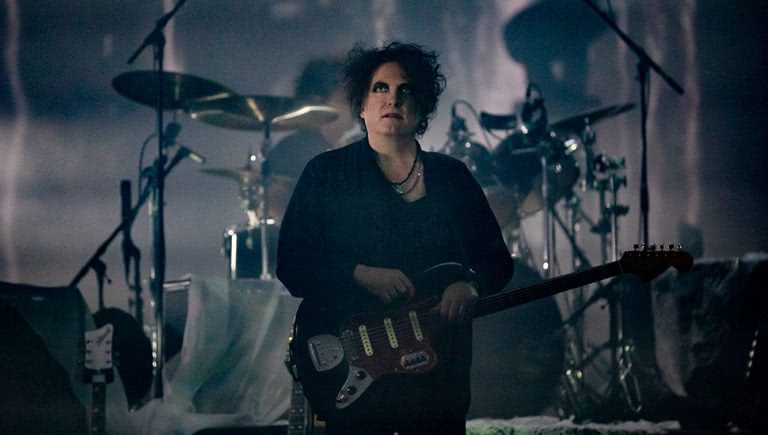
[291, 263, 467, 422]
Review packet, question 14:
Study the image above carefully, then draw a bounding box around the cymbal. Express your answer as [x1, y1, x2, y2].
[202, 167, 261, 182]
[112, 71, 232, 111]
[201, 167, 295, 184]
[184, 95, 339, 131]
[551, 103, 636, 135]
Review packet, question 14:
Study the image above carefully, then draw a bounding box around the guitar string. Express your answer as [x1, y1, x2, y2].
[341, 263, 618, 344]
[339, 257, 677, 352]
[342, 280, 544, 343]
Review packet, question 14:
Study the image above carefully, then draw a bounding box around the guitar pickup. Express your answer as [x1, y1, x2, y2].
[308, 334, 344, 372]
[400, 351, 430, 370]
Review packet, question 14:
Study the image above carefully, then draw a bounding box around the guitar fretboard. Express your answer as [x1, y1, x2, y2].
[474, 260, 623, 318]
[287, 380, 312, 435]
[91, 381, 106, 435]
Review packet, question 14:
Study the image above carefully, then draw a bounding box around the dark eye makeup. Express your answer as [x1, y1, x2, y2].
[371, 82, 413, 97]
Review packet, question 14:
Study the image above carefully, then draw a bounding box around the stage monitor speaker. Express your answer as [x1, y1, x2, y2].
[0, 282, 87, 434]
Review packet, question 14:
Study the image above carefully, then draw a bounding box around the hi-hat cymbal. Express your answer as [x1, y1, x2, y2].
[201, 166, 295, 184]
[184, 95, 339, 131]
[551, 103, 636, 135]
[112, 71, 232, 111]
[202, 167, 262, 182]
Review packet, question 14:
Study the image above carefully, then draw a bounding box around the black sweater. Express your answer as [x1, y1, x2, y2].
[276, 137, 514, 422]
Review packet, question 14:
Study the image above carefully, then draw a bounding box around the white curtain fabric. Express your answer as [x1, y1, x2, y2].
[134, 276, 300, 434]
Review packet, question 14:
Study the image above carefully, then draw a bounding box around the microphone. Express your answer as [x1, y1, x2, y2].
[177, 145, 207, 164]
[521, 83, 547, 129]
[447, 102, 470, 144]
[162, 122, 182, 147]
[162, 122, 206, 164]
[450, 103, 468, 133]
[479, 111, 517, 130]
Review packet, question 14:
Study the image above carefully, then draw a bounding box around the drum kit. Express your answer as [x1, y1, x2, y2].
[443, 93, 643, 421]
[442, 95, 635, 271]
[68, 64, 342, 405]
[113, 70, 340, 281]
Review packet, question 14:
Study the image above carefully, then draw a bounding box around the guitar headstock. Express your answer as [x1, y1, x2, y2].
[619, 244, 694, 282]
[84, 323, 115, 384]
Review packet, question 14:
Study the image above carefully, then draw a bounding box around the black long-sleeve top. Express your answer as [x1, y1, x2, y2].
[276, 137, 514, 422]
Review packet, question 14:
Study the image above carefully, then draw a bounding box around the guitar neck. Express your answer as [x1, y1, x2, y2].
[91, 382, 106, 435]
[474, 260, 623, 319]
[287, 380, 312, 435]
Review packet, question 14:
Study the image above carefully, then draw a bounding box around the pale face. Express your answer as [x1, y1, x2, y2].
[359, 61, 421, 138]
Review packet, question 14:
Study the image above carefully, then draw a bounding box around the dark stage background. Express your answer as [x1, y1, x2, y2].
[1, 1, 766, 325]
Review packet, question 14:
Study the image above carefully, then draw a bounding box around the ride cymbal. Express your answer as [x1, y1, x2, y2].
[112, 71, 232, 111]
[185, 95, 338, 131]
[551, 103, 635, 135]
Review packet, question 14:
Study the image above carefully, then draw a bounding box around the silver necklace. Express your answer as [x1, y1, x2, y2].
[392, 158, 422, 195]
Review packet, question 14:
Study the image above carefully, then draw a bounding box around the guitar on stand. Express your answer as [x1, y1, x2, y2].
[286, 320, 316, 435]
[83, 324, 115, 435]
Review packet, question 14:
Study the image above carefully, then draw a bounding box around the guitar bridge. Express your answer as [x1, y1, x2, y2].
[307, 335, 344, 372]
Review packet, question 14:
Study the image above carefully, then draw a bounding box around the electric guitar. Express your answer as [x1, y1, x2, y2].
[84, 324, 114, 435]
[286, 320, 315, 435]
[291, 246, 693, 420]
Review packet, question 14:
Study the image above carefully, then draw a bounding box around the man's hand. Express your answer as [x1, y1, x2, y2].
[353, 265, 415, 304]
[437, 281, 478, 323]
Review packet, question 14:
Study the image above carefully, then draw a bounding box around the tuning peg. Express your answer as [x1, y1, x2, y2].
[649, 244, 657, 251]
[659, 244, 665, 251]
[633, 244, 640, 251]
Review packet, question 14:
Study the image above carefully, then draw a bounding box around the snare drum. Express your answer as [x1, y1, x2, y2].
[222, 223, 280, 279]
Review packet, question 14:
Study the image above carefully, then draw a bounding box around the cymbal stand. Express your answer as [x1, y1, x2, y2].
[593, 154, 628, 263]
[540, 140, 556, 279]
[589, 152, 642, 420]
[257, 123, 274, 281]
[126, 0, 188, 399]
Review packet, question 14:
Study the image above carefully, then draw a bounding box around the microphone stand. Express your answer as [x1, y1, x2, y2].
[579, 0, 684, 246]
[126, 0, 187, 400]
[121, 180, 144, 327]
[70, 148, 192, 291]
[575, 2, 684, 419]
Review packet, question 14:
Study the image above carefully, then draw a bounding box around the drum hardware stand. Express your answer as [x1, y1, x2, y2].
[124, 0, 188, 399]
[255, 123, 274, 281]
[580, 0, 685, 247]
[556, 268, 644, 421]
[592, 154, 628, 263]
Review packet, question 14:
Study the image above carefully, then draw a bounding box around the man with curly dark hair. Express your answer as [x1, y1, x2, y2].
[277, 41, 513, 434]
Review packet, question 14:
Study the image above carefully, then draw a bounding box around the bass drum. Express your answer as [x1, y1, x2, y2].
[468, 260, 564, 418]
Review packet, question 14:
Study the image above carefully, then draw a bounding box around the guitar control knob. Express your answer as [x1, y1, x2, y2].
[336, 394, 348, 403]
[346, 386, 357, 395]
[355, 370, 367, 380]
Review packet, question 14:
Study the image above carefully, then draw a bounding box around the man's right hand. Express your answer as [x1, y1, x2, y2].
[353, 265, 415, 304]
